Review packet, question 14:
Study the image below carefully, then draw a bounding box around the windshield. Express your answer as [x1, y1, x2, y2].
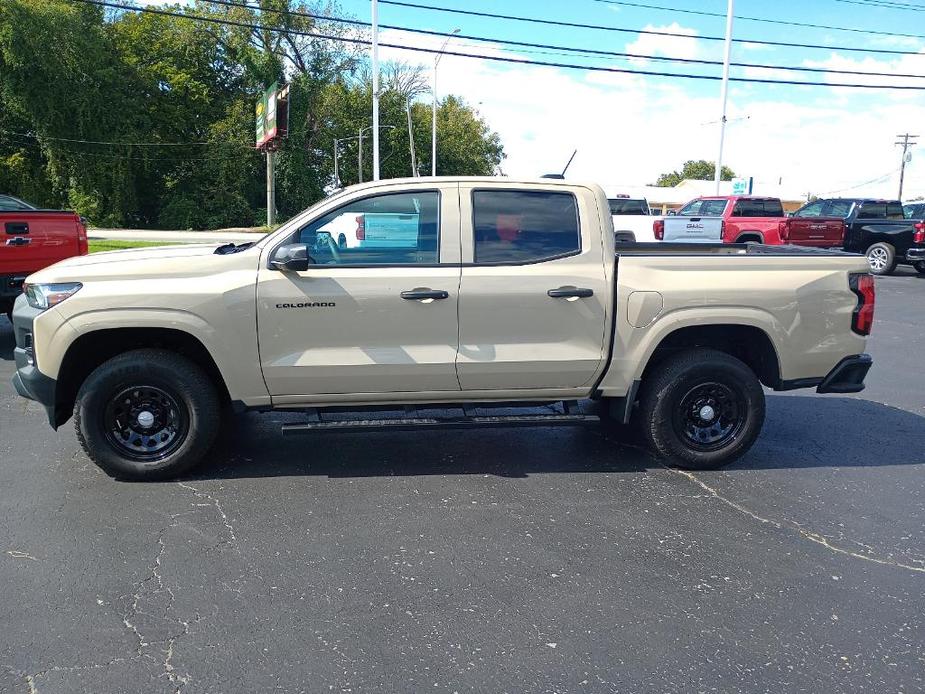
[0, 194, 36, 211]
[678, 199, 727, 216]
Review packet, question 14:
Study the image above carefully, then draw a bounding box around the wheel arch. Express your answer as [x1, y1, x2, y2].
[54, 327, 232, 428]
[734, 231, 764, 244]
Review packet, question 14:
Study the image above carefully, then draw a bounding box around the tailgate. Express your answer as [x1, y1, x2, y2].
[1, 211, 82, 275]
[784, 217, 845, 248]
[662, 216, 723, 243]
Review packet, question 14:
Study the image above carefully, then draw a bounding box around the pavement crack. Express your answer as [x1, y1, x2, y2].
[668, 467, 925, 574]
[176, 481, 238, 547]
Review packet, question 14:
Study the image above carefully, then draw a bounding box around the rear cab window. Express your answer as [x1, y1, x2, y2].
[856, 202, 905, 220]
[471, 190, 580, 264]
[608, 198, 648, 215]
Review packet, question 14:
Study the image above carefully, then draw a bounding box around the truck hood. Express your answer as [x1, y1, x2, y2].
[26, 243, 261, 283]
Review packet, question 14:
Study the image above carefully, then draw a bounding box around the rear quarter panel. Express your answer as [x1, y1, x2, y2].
[597, 252, 870, 396]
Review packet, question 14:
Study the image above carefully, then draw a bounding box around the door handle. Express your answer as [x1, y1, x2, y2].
[548, 286, 593, 299]
[400, 288, 449, 301]
[6, 237, 30, 246]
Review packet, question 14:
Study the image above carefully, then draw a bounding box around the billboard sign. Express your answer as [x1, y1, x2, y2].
[256, 83, 290, 149]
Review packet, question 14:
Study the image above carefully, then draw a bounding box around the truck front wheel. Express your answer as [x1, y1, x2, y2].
[638, 349, 765, 470]
[74, 349, 220, 480]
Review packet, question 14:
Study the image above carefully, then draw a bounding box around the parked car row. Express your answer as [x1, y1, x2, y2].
[609, 194, 925, 276]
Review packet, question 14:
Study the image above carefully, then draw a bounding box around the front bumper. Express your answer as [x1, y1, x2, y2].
[817, 353, 872, 394]
[906, 247, 925, 263]
[10, 294, 58, 427]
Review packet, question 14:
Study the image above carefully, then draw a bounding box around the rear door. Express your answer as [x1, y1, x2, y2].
[456, 185, 609, 391]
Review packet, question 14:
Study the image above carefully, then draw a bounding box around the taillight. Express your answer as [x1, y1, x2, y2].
[778, 220, 790, 242]
[653, 219, 664, 240]
[849, 273, 875, 336]
[914, 222, 924, 244]
[355, 215, 365, 240]
[720, 219, 726, 242]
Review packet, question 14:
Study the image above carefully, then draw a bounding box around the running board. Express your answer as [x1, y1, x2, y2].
[281, 413, 599, 436]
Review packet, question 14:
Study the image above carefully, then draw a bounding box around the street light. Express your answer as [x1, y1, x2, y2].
[358, 124, 395, 183]
[432, 28, 460, 177]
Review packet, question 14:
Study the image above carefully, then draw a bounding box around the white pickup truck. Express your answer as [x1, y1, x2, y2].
[608, 197, 659, 243]
[11, 177, 874, 480]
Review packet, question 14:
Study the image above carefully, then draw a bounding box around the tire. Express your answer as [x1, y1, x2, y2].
[637, 349, 765, 470]
[866, 242, 896, 275]
[914, 260, 925, 275]
[74, 349, 221, 480]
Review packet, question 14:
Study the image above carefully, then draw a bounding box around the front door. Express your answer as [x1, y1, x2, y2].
[257, 186, 462, 398]
[456, 185, 609, 391]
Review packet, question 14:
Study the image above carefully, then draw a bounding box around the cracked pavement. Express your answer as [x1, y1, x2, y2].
[0, 270, 923, 693]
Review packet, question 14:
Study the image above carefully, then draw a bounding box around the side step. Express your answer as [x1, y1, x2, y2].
[281, 411, 599, 436]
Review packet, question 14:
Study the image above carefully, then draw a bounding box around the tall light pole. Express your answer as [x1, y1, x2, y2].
[432, 28, 460, 177]
[371, 0, 381, 181]
[714, 0, 734, 195]
[358, 125, 395, 183]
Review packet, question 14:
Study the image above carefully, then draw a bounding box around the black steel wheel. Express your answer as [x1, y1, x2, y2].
[75, 349, 221, 480]
[103, 385, 188, 462]
[638, 349, 765, 470]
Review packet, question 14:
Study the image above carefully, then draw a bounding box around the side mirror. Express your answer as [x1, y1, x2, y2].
[270, 243, 310, 272]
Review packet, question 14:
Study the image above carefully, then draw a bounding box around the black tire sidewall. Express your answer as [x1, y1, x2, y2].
[75, 350, 220, 480]
[914, 261, 925, 275]
[641, 351, 765, 470]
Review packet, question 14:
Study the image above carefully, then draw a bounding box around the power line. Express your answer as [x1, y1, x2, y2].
[593, 0, 925, 40]
[377, 0, 925, 57]
[835, 0, 925, 10]
[198, 0, 925, 79]
[74, 0, 925, 90]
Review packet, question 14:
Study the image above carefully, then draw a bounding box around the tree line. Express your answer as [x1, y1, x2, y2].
[0, 0, 505, 229]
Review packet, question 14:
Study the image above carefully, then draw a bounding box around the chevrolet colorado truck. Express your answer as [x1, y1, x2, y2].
[1, 194, 89, 321]
[793, 198, 925, 275]
[11, 178, 874, 481]
[654, 196, 845, 247]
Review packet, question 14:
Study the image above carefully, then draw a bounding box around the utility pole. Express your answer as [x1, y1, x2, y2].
[432, 28, 460, 177]
[406, 98, 418, 176]
[896, 133, 918, 200]
[371, 0, 381, 181]
[714, 0, 734, 195]
[266, 150, 275, 226]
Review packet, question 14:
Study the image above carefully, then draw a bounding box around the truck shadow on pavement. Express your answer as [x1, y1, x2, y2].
[191, 395, 924, 481]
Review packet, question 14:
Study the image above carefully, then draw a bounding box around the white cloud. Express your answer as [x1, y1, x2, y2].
[625, 23, 700, 66]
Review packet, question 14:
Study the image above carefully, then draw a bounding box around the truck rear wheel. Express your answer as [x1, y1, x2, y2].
[914, 260, 925, 275]
[74, 349, 220, 480]
[866, 242, 896, 275]
[638, 349, 765, 470]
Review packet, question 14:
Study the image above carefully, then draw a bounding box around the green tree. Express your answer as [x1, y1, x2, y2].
[656, 160, 736, 187]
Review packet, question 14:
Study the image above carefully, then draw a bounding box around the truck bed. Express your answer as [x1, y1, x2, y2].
[615, 242, 859, 257]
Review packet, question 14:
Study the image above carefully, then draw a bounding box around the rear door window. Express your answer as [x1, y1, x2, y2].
[857, 203, 886, 220]
[885, 202, 906, 220]
[472, 190, 580, 264]
[823, 200, 853, 218]
[608, 199, 648, 215]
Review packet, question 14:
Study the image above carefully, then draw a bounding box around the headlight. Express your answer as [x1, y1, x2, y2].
[24, 282, 83, 310]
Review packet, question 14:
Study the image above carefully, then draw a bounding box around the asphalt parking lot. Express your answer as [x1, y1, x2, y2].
[1, 270, 923, 694]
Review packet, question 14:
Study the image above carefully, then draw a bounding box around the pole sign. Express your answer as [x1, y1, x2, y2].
[256, 83, 291, 150]
[731, 177, 753, 195]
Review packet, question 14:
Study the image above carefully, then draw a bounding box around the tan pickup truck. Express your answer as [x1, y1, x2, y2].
[11, 177, 875, 480]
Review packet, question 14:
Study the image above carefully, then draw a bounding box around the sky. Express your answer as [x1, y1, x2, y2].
[337, 0, 925, 200]
[147, 0, 925, 199]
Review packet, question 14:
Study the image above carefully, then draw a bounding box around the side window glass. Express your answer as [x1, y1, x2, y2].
[795, 201, 824, 217]
[699, 200, 728, 216]
[678, 200, 702, 216]
[297, 191, 439, 265]
[857, 203, 885, 220]
[472, 190, 580, 264]
[823, 201, 852, 218]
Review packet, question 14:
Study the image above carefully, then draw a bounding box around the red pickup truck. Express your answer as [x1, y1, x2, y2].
[656, 196, 845, 247]
[1, 195, 88, 321]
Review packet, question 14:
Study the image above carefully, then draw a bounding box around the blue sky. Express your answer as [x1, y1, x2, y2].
[331, 0, 925, 198]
